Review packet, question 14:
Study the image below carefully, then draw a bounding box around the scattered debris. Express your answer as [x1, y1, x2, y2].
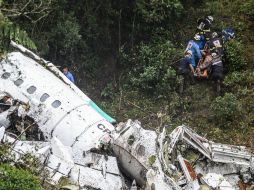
[0, 42, 253, 189]
[113, 121, 254, 189]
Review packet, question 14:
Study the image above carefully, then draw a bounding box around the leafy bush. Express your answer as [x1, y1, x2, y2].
[49, 13, 81, 55]
[128, 39, 181, 94]
[210, 93, 242, 125]
[101, 83, 116, 100]
[136, 0, 183, 23]
[224, 71, 254, 88]
[240, 0, 254, 19]
[0, 23, 37, 51]
[0, 164, 42, 190]
[249, 98, 254, 112]
[223, 40, 247, 72]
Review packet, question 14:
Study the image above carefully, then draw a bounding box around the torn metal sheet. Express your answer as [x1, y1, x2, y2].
[73, 152, 121, 176]
[201, 173, 234, 190]
[177, 155, 200, 190]
[113, 120, 181, 189]
[1, 130, 124, 189]
[168, 125, 254, 167]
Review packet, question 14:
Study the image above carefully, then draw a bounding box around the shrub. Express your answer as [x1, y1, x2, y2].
[128, 39, 181, 94]
[210, 93, 242, 125]
[136, 0, 183, 23]
[223, 40, 247, 72]
[0, 164, 42, 190]
[240, 0, 254, 19]
[101, 82, 115, 100]
[0, 23, 37, 52]
[49, 13, 81, 55]
[224, 71, 254, 88]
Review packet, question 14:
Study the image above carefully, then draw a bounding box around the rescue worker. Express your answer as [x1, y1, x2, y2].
[210, 52, 224, 82]
[0, 96, 11, 113]
[177, 50, 195, 83]
[185, 35, 202, 68]
[177, 50, 195, 93]
[208, 32, 223, 56]
[63, 66, 75, 84]
[222, 28, 235, 43]
[197, 16, 213, 32]
[210, 52, 224, 94]
[195, 33, 206, 50]
[197, 16, 213, 41]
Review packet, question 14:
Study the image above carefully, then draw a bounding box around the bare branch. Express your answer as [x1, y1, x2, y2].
[21, 0, 32, 11]
[1, 0, 53, 23]
[32, 11, 52, 23]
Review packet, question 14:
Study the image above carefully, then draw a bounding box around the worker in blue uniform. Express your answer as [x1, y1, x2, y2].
[185, 35, 202, 68]
[63, 66, 75, 84]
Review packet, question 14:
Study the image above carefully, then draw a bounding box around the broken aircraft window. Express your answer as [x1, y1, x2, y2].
[7, 114, 45, 141]
[1, 72, 11, 79]
[27, 86, 37, 94]
[51, 100, 61, 108]
[40, 93, 50, 102]
[14, 79, 24, 86]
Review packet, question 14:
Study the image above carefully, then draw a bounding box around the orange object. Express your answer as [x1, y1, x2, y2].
[184, 159, 197, 180]
[203, 69, 208, 77]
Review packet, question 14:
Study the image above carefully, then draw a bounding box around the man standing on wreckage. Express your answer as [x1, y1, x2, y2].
[0, 41, 253, 189]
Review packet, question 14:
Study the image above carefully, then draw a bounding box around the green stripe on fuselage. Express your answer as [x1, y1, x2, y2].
[89, 100, 116, 124]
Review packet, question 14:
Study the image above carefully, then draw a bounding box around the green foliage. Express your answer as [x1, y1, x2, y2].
[249, 98, 254, 112]
[101, 83, 115, 100]
[224, 72, 245, 87]
[148, 155, 156, 165]
[0, 2, 37, 51]
[224, 71, 254, 88]
[210, 93, 242, 125]
[49, 13, 81, 55]
[0, 144, 11, 162]
[136, 0, 183, 23]
[0, 164, 42, 190]
[223, 40, 247, 72]
[128, 39, 181, 94]
[240, 0, 254, 19]
[0, 22, 36, 51]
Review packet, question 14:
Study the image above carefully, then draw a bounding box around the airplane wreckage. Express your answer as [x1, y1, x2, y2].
[0, 41, 253, 190]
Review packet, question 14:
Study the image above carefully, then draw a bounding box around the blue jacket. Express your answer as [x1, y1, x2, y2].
[196, 35, 206, 50]
[65, 71, 75, 83]
[185, 40, 202, 67]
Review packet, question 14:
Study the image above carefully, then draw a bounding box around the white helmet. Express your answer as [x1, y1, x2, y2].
[212, 32, 218, 38]
[207, 16, 214, 22]
[185, 50, 192, 56]
[211, 52, 217, 57]
[194, 34, 201, 41]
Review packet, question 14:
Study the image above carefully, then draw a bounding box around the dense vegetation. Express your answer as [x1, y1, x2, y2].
[0, 164, 42, 190]
[0, 0, 254, 187]
[0, 144, 43, 189]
